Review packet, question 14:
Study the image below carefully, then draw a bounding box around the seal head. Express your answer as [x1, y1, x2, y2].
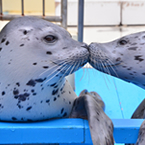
[89, 31, 145, 89]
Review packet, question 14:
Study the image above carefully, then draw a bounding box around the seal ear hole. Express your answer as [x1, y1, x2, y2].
[118, 40, 128, 45]
[44, 35, 57, 43]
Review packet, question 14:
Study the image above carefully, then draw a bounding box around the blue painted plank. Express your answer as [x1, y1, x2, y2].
[0, 119, 143, 144]
[113, 119, 144, 143]
[0, 119, 84, 144]
[75, 68, 123, 119]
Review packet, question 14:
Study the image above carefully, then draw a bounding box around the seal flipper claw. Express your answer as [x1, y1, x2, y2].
[70, 90, 114, 145]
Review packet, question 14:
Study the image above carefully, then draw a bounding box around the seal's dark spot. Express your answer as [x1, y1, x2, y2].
[33, 93, 37, 96]
[122, 66, 127, 68]
[43, 66, 49, 69]
[17, 103, 23, 109]
[23, 30, 27, 35]
[12, 117, 17, 121]
[26, 80, 36, 87]
[69, 91, 71, 94]
[50, 83, 56, 87]
[0, 48, 2, 51]
[116, 57, 121, 62]
[26, 106, 32, 111]
[52, 89, 58, 95]
[69, 101, 71, 104]
[5, 41, 9, 45]
[54, 85, 58, 88]
[62, 47, 68, 49]
[63, 112, 67, 117]
[46, 51, 52, 55]
[33, 63, 37, 65]
[142, 73, 145, 75]
[127, 67, 132, 70]
[134, 55, 144, 62]
[118, 39, 128, 45]
[54, 97, 57, 101]
[61, 108, 64, 114]
[16, 82, 20, 87]
[13, 89, 19, 95]
[131, 43, 137, 45]
[35, 78, 46, 83]
[60, 88, 63, 91]
[20, 44, 24, 47]
[31, 89, 35, 93]
[140, 43, 145, 45]
[57, 95, 60, 98]
[128, 47, 138, 51]
[1, 38, 6, 43]
[14, 93, 30, 101]
[2, 91, 5, 95]
[46, 99, 50, 103]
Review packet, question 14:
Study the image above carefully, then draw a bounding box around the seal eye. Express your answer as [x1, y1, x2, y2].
[119, 40, 128, 45]
[44, 35, 56, 43]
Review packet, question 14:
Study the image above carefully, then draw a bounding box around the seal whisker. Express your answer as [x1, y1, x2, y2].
[106, 59, 119, 78]
[39, 59, 71, 77]
[45, 63, 70, 84]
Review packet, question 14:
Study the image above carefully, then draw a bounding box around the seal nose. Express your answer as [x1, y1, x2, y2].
[81, 43, 89, 50]
[88, 42, 96, 48]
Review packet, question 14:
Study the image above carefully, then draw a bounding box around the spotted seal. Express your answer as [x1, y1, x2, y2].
[0, 16, 114, 145]
[0, 16, 89, 121]
[89, 31, 145, 89]
[88, 31, 145, 145]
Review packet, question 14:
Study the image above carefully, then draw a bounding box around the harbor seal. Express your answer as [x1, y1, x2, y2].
[0, 16, 89, 121]
[88, 31, 145, 145]
[89, 31, 145, 89]
[0, 16, 114, 145]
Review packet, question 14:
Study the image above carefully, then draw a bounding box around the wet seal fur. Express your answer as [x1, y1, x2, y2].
[88, 31, 145, 145]
[0, 16, 114, 145]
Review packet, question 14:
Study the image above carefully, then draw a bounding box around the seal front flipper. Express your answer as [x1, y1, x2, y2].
[70, 90, 114, 145]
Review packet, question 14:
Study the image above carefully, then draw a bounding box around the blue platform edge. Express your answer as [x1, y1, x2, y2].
[0, 118, 144, 144]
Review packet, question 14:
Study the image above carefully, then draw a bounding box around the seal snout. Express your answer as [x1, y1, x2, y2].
[81, 43, 89, 49]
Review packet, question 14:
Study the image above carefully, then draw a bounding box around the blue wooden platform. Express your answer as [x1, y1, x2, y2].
[0, 68, 145, 144]
[0, 118, 144, 144]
